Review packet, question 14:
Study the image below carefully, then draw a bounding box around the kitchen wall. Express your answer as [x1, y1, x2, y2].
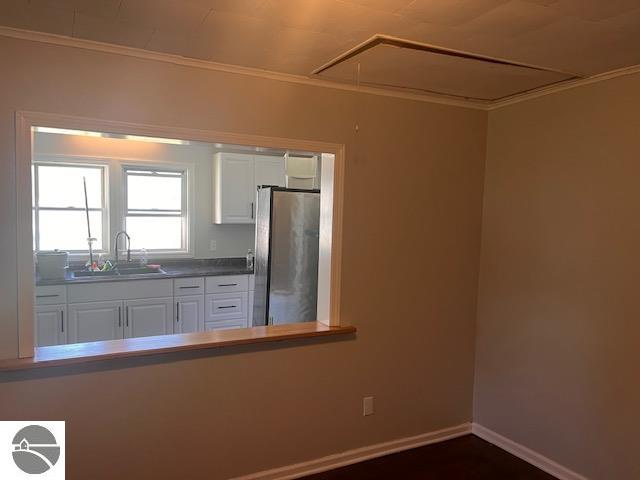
[0, 36, 486, 479]
[474, 72, 640, 479]
[33, 131, 258, 258]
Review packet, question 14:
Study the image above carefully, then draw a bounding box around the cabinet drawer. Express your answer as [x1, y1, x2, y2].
[205, 319, 247, 331]
[67, 279, 173, 303]
[35, 285, 67, 305]
[205, 275, 248, 294]
[174, 277, 205, 295]
[205, 292, 248, 322]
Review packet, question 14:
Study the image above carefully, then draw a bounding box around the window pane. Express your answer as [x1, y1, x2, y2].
[38, 165, 103, 208]
[127, 173, 182, 211]
[39, 210, 103, 251]
[126, 216, 182, 250]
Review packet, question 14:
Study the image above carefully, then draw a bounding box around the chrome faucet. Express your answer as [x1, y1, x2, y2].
[114, 231, 131, 265]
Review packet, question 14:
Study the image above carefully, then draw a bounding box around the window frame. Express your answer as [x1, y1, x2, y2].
[119, 160, 195, 258]
[13, 111, 344, 363]
[31, 158, 110, 256]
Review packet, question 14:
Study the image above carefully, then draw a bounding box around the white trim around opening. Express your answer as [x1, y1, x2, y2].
[14, 110, 345, 359]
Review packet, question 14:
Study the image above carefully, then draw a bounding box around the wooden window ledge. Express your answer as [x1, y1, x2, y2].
[0, 323, 356, 371]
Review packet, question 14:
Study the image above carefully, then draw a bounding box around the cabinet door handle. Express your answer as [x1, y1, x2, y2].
[218, 283, 237, 287]
[176, 302, 180, 322]
[118, 306, 122, 327]
[251, 202, 254, 219]
[179, 285, 199, 289]
[36, 294, 59, 298]
[126, 306, 129, 327]
[217, 305, 237, 309]
[61, 309, 64, 333]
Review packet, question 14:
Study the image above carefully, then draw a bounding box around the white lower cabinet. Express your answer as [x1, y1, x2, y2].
[68, 301, 123, 343]
[205, 291, 248, 330]
[174, 295, 204, 334]
[68, 297, 173, 342]
[35, 304, 67, 347]
[40, 275, 254, 344]
[124, 297, 174, 338]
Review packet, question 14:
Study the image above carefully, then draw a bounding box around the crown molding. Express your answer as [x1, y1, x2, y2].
[0, 26, 489, 111]
[1, 26, 639, 112]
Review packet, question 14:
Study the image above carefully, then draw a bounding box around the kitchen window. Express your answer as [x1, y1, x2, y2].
[123, 166, 188, 253]
[32, 162, 108, 253]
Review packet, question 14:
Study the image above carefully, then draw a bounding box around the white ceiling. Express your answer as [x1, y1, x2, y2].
[2, 0, 640, 99]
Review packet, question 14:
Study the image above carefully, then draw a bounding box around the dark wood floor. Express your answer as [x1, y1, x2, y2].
[304, 435, 556, 480]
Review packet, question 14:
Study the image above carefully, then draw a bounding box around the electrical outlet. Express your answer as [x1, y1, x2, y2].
[209, 240, 216, 251]
[363, 396, 374, 416]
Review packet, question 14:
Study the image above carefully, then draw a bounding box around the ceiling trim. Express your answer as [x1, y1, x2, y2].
[488, 63, 640, 110]
[1, 27, 639, 112]
[313, 34, 581, 79]
[312, 34, 582, 102]
[0, 26, 489, 111]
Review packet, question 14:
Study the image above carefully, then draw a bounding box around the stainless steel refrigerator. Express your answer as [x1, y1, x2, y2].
[253, 187, 320, 326]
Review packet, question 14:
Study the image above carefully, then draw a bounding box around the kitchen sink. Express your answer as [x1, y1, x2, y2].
[71, 265, 166, 278]
[116, 266, 166, 275]
[72, 270, 120, 277]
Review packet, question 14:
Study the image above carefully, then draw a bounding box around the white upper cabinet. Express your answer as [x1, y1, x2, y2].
[213, 153, 255, 224]
[213, 153, 285, 224]
[254, 155, 286, 190]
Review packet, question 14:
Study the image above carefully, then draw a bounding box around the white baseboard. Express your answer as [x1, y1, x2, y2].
[232, 423, 472, 480]
[472, 423, 588, 480]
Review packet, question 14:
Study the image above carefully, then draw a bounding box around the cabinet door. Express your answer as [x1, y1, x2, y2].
[124, 297, 173, 339]
[68, 301, 123, 343]
[255, 155, 285, 190]
[35, 304, 67, 347]
[175, 295, 204, 334]
[216, 153, 255, 224]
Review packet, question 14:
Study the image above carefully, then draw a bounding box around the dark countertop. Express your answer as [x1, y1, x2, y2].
[36, 258, 253, 286]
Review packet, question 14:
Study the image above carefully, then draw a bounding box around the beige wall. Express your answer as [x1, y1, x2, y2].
[474, 73, 640, 479]
[0, 37, 486, 479]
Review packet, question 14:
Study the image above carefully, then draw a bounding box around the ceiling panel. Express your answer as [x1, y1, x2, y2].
[184, 0, 268, 15]
[29, 0, 122, 19]
[118, 0, 211, 33]
[397, 0, 511, 26]
[508, 15, 628, 74]
[74, 13, 154, 49]
[316, 41, 574, 100]
[2, 0, 74, 36]
[255, 0, 416, 38]
[462, 0, 560, 37]
[549, 0, 640, 21]
[341, 0, 415, 14]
